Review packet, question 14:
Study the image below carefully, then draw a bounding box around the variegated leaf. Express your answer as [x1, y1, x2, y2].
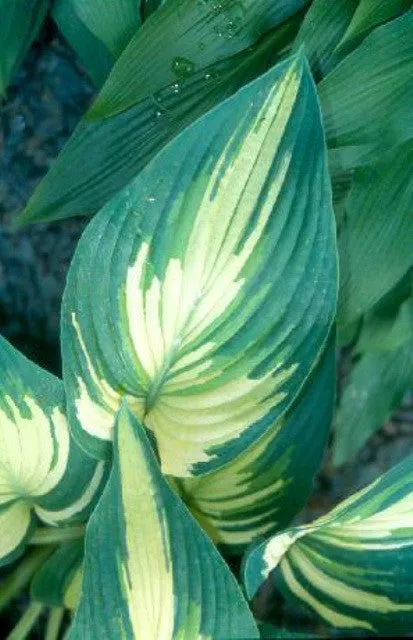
[0, 335, 106, 567]
[244, 454, 413, 636]
[179, 335, 335, 551]
[62, 54, 337, 478]
[68, 405, 259, 639]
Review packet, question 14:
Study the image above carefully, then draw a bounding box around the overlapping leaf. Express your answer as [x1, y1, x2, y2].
[0, 0, 48, 97]
[179, 336, 335, 551]
[338, 140, 413, 326]
[244, 454, 413, 636]
[0, 336, 106, 567]
[319, 9, 413, 173]
[293, 0, 359, 77]
[31, 541, 83, 611]
[89, 0, 309, 119]
[336, 0, 412, 51]
[52, 0, 142, 87]
[68, 405, 259, 639]
[333, 343, 413, 466]
[61, 54, 337, 477]
[19, 10, 303, 225]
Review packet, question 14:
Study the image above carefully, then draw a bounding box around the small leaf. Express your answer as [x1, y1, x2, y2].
[332, 343, 413, 466]
[319, 10, 413, 173]
[31, 541, 83, 610]
[356, 284, 413, 354]
[243, 453, 413, 636]
[0, 0, 48, 97]
[259, 623, 320, 638]
[0, 335, 106, 566]
[52, 0, 142, 87]
[338, 140, 413, 326]
[61, 55, 337, 477]
[68, 405, 259, 639]
[179, 336, 335, 551]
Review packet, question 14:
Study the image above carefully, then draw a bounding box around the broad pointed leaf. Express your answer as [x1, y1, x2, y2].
[319, 10, 413, 173]
[338, 140, 413, 326]
[0, 336, 106, 566]
[89, 0, 309, 119]
[179, 336, 335, 551]
[52, 0, 142, 87]
[68, 406, 259, 639]
[61, 55, 337, 477]
[19, 15, 302, 225]
[332, 343, 413, 466]
[244, 454, 413, 636]
[31, 540, 83, 610]
[0, 0, 48, 97]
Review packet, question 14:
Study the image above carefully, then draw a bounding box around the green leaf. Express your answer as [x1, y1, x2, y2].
[68, 405, 259, 639]
[0, 0, 48, 97]
[337, 0, 412, 52]
[52, 0, 142, 87]
[259, 623, 320, 638]
[179, 335, 335, 552]
[356, 285, 413, 354]
[89, 0, 309, 119]
[243, 453, 413, 636]
[338, 140, 413, 326]
[0, 335, 106, 567]
[319, 10, 413, 173]
[293, 0, 359, 78]
[61, 54, 337, 477]
[332, 343, 413, 466]
[19, 13, 302, 225]
[141, 0, 165, 21]
[31, 541, 83, 610]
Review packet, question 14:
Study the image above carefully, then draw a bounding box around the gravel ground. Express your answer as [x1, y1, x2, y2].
[1, 28, 412, 637]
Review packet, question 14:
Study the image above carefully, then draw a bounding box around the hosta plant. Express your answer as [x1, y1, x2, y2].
[1, 2, 413, 639]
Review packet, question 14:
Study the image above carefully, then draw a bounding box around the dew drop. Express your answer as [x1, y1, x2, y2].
[171, 56, 196, 79]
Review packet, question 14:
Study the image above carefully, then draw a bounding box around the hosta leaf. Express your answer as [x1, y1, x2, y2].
[89, 0, 309, 119]
[0, 335, 106, 566]
[319, 10, 413, 173]
[337, 0, 412, 51]
[19, 14, 301, 225]
[356, 286, 413, 354]
[31, 541, 83, 610]
[61, 54, 337, 477]
[293, 0, 359, 78]
[179, 336, 335, 551]
[0, 502, 34, 568]
[332, 343, 413, 466]
[68, 405, 259, 639]
[243, 453, 413, 636]
[0, 0, 48, 97]
[52, 0, 142, 87]
[338, 140, 413, 326]
[141, 0, 165, 21]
